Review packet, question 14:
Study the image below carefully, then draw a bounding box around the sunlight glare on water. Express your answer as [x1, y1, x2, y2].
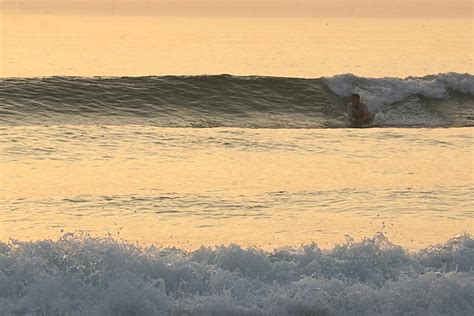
[1, 126, 472, 249]
[1, 8, 474, 314]
[1, 14, 472, 78]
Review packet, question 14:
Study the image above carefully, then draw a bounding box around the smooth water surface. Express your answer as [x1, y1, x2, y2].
[1, 126, 472, 249]
[1, 15, 472, 78]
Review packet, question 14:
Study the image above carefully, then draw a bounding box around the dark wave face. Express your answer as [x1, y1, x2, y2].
[0, 73, 473, 127]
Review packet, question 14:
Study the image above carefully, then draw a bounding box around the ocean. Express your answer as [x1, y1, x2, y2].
[1, 11, 473, 315]
[1, 73, 473, 314]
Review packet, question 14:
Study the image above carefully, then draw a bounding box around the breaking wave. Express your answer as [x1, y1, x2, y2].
[0, 73, 473, 128]
[1, 233, 473, 315]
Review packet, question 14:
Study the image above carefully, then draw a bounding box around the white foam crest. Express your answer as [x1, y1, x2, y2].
[434, 73, 474, 95]
[1, 233, 473, 315]
[324, 72, 474, 111]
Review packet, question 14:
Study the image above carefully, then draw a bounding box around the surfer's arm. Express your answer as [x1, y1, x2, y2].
[360, 103, 370, 114]
[347, 103, 354, 121]
[360, 103, 373, 119]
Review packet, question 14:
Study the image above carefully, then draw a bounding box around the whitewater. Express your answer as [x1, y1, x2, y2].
[1, 233, 473, 315]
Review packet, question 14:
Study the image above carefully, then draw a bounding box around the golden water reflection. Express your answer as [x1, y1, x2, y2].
[1, 126, 472, 250]
[2, 14, 472, 77]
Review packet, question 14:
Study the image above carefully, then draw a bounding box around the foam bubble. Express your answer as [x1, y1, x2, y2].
[1, 233, 473, 315]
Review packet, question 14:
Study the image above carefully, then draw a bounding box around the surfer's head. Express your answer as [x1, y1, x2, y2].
[351, 93, 360, 106]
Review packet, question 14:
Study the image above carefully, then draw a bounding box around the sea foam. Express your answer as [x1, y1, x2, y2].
[1, 233, 473, 315]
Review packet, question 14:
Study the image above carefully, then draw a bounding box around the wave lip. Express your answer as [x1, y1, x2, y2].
[324, 72, 474, 127]
[0, 73, 473, 128]
[1, 233, 473, 315]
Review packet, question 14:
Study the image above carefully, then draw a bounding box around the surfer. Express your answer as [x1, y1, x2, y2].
[347, 93, 375, 127]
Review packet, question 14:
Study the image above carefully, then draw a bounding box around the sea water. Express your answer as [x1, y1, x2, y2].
[1, 12, 474, 315]
[1, 73, 473, 314]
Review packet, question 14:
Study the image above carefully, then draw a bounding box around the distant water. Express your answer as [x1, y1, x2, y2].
[1, 73, 473, 127]
[2, 16, 472, 78]
[1, 73, 473, 315]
